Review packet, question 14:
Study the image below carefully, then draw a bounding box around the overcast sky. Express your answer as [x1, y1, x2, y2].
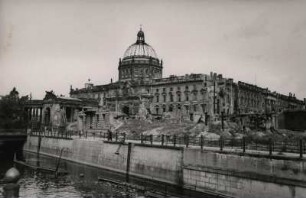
[0, 0, 305, 99]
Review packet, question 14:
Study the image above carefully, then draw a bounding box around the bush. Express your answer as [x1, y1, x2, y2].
[0, 88, 27, 130]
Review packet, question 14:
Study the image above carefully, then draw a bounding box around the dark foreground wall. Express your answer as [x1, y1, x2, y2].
[278, 110, 306, 131]
[24, 136, 306, 198]
[0, 132, 26, 161]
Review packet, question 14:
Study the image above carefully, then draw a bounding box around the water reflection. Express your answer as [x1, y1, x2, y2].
[1, 151, 214, 198]
[1, 152, 147, 198]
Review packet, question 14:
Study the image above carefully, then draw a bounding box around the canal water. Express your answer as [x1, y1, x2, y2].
[0, 151, 216, 198]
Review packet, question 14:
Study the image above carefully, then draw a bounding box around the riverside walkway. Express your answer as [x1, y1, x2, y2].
[30, 129, 306, 160]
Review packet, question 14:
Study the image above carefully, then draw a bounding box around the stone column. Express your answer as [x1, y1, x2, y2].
[36, 108, 39, 120]
[28, 108, 31, 122]
[32, 108, 35, 120]
[35, 108, 38, 121]
[39, 108, 42, 122]
[83, 115, 86, 137]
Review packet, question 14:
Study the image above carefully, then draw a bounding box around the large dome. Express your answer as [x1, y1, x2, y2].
[123, 43, 157, 59]
[118, 28, 163, 82]
[123, 29, 158, 59]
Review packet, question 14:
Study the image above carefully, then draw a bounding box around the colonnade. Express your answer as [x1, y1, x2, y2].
[26, 107, 43, 122]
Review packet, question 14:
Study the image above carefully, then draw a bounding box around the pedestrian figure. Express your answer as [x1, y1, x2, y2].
[242, 125, 246, 134]
[108, 129, 113, 141]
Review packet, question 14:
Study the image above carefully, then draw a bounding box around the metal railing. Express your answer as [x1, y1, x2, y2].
[30, 126, 73, 140]
[28, 123, 306, 158]
[108, 133, 306, 158]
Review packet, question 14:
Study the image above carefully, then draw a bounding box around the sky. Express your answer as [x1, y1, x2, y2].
[0, 0, 305, 100]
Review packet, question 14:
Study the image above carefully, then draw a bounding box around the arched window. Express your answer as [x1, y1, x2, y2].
[155, 105, 159, 115]
[156, 95, 159, 103]
[185, 105, 189, 112]
[170, 94, 173, 102]
[177, 94, 181, 102]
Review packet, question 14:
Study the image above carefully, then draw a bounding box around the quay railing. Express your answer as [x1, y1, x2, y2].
[28, 125, 306, 158]
[103, 132, 306, 158]
[29, 126, 73, 140]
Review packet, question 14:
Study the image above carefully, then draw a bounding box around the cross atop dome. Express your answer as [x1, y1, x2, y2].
[136, 26, 145, 44]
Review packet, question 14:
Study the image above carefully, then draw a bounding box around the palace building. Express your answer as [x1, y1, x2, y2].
[25, 28, 306, 132]
[70, 28, 238, 124]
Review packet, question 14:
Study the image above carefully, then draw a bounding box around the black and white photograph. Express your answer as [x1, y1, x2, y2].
[0, 0, 306, 197]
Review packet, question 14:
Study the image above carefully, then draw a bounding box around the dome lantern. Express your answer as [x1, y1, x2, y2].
[136, 28, 145, 44]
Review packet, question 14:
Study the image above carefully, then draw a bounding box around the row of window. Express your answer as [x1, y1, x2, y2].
[120, 68, 160, 78]
[239, 93, 263, 101]
[240, 98, 263, 107]
[78, 89, 202, 103]
[155, 92, 203, 103]
[154, 103, 206, 114]
[240, 97, 295, 109]
[155, 85, 198, 93]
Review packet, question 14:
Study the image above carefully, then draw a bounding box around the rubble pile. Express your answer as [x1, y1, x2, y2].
[113, 112, 306, 141]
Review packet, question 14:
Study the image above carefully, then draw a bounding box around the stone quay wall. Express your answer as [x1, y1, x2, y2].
[183, 149, 306, 198]
[24, 136, 306, 198]
[24, 136, 183, 185]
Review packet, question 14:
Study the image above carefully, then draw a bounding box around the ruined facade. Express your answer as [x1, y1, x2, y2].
[24, 91, 102, 133]
[235, 82, 305, 115]
[26, 29, 305, 133]
[70, 29, 304, 121]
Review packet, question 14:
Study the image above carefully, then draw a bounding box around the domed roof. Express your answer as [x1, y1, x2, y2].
[123, 43, 158, 59]
[123, 28, 158, 59]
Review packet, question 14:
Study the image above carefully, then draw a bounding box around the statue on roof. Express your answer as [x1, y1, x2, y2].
[44, 90, 57, 100]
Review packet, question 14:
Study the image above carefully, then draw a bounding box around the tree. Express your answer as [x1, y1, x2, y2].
[0, 87, 27, 130]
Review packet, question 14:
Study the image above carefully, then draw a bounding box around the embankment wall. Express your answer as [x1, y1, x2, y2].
[24, 137, 182, 184]
[24, 136, 306, 198]
[183, 149, 306, 198]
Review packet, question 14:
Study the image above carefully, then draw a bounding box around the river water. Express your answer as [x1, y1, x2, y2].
[0, 151, 214, 198]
